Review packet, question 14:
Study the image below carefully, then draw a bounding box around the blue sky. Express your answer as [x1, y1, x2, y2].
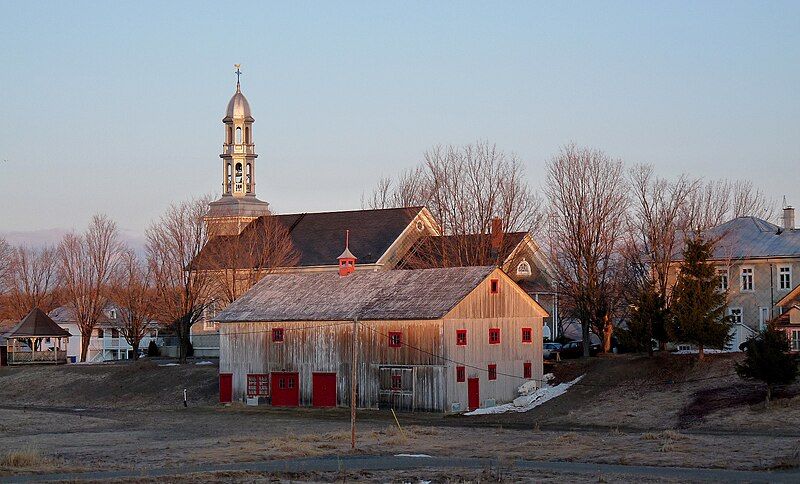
[1, 1, 798, 236]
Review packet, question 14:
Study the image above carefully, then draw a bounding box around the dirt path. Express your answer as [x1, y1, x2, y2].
[4, 455, 799, 483]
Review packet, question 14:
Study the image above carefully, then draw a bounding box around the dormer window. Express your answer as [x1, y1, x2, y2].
[108, 309, 117, 320]
[516, 260, 532, 277]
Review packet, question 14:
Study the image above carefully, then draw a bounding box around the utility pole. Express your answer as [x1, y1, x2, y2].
[350, 318, 358, 450]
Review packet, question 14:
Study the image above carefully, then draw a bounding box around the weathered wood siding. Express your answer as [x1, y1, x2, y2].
[443, 269, 544, 410]
[220, 319, 446, 410]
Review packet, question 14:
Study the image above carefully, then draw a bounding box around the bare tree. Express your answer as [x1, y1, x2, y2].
[196, 215, 300, 306]
[546, 144, 628, 355]
[110, 249, 156, 360]
[0, 238, 10, 293]
[1, 244, 60, 320]
[365, 141, 544, 266]
[57, 214, 122, 362]
[682, 179, 774, 231]
[147, 196, 214, 363]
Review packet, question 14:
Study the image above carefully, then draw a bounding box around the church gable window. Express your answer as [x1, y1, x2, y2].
[516, 260, 532, 276]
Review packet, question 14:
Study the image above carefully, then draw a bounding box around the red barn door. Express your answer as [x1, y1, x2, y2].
[219, 373, 232, 403]
[312, 372, 337, 407]
[271, 372, 300, 406]
[468, 377, 480, 410]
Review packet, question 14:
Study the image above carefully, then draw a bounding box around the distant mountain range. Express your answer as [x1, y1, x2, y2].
[0, 228, 147, 255]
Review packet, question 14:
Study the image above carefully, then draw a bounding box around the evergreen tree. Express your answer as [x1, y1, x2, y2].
[147, 340, 160, 357]
[736, 327, 798, 405]
[669, 236, 731, 360]
[626, 280, 667, 354]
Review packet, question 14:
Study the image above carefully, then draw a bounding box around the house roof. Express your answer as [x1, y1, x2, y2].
[777, 283, 800, 308]
[215, 266, 497, 323]
[4, 308, 71, 338]
[50, 304, 118, 325]
[395, 232, 528, 269]
[194, 206, 425, 269]
[673, 217, 800, 261]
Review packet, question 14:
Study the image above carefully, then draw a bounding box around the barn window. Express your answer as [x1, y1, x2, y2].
[391, 374, 402, 389]
[489, 279, 499, 294]
[523, 362, 532, 379]
[456, 329, 467, 346]
[287, 377, 295, 389]
[388, 331, 402, 348]
[522, 327, 532, 343]
[456, 366, 465, 382]
[278, 378, 286, 389]
[272, 328, 284, 343]
[488, 364, 497, 380]
[489, 328, 501, 345]
[247, 374, 269, 397]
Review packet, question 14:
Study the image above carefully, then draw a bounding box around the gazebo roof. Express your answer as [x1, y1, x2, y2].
[4, 308, 71, 339]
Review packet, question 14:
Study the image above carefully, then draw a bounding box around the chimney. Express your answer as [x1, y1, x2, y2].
[337, 230, 357, 277]
[783, 205, 795, 231]
[491, 218, 504, 252]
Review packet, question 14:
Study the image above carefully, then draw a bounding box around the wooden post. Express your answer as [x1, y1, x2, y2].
[350, 318, 357, 450]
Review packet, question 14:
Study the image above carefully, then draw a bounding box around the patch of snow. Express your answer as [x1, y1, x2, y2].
[673, 348, 734, 355]
[73, 408, 86, 412]
[158, 363, 179, 367]
[195, 361, 214, 366]
[394, 454, 433, 458]
[464, 375, 584, 416]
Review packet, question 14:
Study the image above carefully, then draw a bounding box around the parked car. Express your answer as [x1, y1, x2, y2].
[543, 342, 562, 361]
[559, 340, 600, 358]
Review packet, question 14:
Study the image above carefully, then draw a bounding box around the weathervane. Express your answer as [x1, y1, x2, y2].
[234, 64, 242, 90]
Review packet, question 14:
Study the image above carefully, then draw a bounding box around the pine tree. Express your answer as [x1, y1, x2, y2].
[736, 327, 799, 405]
[670, 236, 732, 360]
[626, 281, 667, 354]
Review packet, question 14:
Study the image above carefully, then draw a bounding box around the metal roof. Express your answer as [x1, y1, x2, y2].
[214, 266, 497, 323]
[674, 217, 800, 261]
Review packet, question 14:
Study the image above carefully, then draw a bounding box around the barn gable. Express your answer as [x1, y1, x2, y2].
[445, 268, 549, 320]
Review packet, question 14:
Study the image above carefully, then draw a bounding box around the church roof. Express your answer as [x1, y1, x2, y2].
[194, 206, 425, 269]
[395, 232, 528, 269]
[673, 216, 800, 261]
[214, 266, 497, 322]
[225, 88, 252, 119]
[4, 308, 71, 339]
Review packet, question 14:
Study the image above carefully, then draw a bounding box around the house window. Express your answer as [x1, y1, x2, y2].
[779, 266, 792, 290]
[391, 374, 402, 390]
[489, 279, 499, 294]
[740, 267, 754, 291]
[716, 267, 729, 291]
[516, 260, 532, 276]
[96, 329, 104, 339]
[488, 364, 497, 381]
[489, 328, 501, 345]
[792, 330, 800, 352]
[203, 321, 217, 331]
[522, 327, 532, 343]
[728, 307, 743, 325]
[246, 374, 269, 397]
[388, 331, 402, 348]
[149, 330, 157, 338]
[456, 329, 467, 346]
[272, 328, 284, 343]
[111, 328, 119, 339]
[108, 309, 117, 319]
[456, 366, 466, 382]
[523, 362, 532, 379]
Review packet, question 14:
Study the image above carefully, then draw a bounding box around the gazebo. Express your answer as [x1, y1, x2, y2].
[3, 308, 71, 365]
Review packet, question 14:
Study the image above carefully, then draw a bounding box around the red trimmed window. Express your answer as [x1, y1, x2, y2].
[489, 328, 501, 345]
[488, 364, 497, 380]
[456, 366, 466, 382]
[391, 374, 402, 389]
[272, 328, 284, 342]
[456, 329, 467, 346]
[388, 331, 402, 348]
[522, 327, 532, 343]
[490, 278, 499, 294]
[247, 374, 269, 397]
[523, 362, 532, 379]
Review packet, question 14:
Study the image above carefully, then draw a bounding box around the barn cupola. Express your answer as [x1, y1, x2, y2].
[337, 230, 357, 277]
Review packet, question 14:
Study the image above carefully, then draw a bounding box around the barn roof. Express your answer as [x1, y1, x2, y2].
[215, 266, 497, 322]
[4, 308, 71, 338]
[673, 217, 800, 261]
[194, 206, 425, 269]
[395, 232, 528, 269]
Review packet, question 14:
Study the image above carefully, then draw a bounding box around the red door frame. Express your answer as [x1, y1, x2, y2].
[312, 372, 337, 407]
[468, 377, 480, 411]
[271, 372, 300, 407]
[219, 373, 233, 403]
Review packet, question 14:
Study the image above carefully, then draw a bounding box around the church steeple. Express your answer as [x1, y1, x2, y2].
[205, 65, 271, 237]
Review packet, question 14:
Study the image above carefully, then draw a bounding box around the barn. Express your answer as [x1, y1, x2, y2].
[215, 265, 547, 412]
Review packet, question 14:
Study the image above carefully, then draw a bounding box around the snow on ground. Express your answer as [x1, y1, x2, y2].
[195, 361, 214, 365]
[673, 349, 735, 355]
[464, 375, 584, 416]
[394, 454, 433, 458]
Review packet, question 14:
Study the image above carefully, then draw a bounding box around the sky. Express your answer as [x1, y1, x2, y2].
[1, 1, 798, 240]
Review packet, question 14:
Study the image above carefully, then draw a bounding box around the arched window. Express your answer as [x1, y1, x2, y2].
[235, 163, 243, 192]
[227, 126, 233, 144]
[226, 163, 232, 192]
[246, 163, 252, 192]
[235, 127, 242, 144]
[516, 260, 532, 276]
[245, 126, 250, 144]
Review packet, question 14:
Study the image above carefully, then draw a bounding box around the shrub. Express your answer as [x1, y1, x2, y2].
[147, 340, 160, 357]
[736, 327, 798, 405]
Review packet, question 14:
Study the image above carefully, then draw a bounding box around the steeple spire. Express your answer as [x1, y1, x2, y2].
[234, 64, 242, 92]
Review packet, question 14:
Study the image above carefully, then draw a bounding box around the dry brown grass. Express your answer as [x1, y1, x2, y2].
[0, 447, 49, 469]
